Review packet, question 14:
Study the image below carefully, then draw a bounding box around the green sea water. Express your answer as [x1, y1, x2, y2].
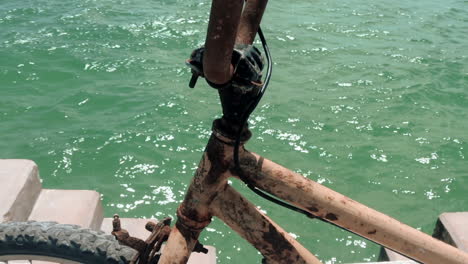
[1, 0, 467, 263]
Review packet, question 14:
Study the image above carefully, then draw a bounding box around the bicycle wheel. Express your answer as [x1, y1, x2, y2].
[0, 221, 138, 264]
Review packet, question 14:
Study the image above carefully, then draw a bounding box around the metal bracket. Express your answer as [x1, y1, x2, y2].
[111, 214, 208, 264]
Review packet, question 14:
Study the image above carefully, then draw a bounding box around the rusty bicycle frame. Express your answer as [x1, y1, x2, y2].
[155, 1, 468, 263]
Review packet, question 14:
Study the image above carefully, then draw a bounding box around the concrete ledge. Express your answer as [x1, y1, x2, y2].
[101, 218, 216, 264]
[379, 247, 414, 262]
[28, 189, 103, 230]
[0, 159, 42, 222]
[28, 190, 104, 264]
[433, 212, 468, 252]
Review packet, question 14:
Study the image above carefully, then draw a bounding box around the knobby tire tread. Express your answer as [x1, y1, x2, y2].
[0, 221, 137, 263]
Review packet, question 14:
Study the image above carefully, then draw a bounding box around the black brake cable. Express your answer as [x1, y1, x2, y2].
[232, 26, 315, 218]
[232, 27, 366, 231]
[231, 29, 424, 264]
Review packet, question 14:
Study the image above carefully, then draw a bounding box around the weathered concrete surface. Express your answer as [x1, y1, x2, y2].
[434, 212, 468, 252]
[28, 189, 103, 230]
[0, 159, 42, 222]
[28, 190, 105, 264]
[101, 218, 217, 264]
[380, 247, 414, 262]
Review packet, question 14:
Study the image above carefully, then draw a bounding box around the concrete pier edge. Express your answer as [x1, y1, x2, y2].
[1, 159, 467, 264]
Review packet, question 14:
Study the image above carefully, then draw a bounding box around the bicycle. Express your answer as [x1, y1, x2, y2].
[158, 1, 468, 263]
[1, 0, 468, 264]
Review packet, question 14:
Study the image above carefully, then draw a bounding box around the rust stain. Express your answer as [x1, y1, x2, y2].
[175, 216, 204, 243]
[296, 182, 306, 190]
[261, 223, 295, 262]
[234, 149, 262, 181]
[340, 197, 354, 205]
[273, 169, 287, 180]
[205, 136, 230, 185]
[325, 213, 338, 221]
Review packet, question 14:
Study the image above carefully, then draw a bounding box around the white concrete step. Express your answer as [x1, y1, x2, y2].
[101, 218, 217, 264]
[434, 212, 468, 252]
[27, 189, 104, 264]
[380, 248, 414, 262]
[28, 189, 103, 230]
[0, 159, 42, 222]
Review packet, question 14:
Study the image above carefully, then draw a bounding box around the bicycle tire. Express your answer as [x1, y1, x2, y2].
[0, 221, 138, 263]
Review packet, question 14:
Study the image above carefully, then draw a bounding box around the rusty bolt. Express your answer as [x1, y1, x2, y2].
[112, 214, 121, 232]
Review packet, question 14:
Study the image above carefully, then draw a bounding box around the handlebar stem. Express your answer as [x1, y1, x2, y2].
[236, 0, 269, 45]
[203, 0, 243, 85]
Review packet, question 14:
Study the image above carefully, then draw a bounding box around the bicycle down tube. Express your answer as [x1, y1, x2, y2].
[159, 119, 468, 264]
[159, 0, 468, 263]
